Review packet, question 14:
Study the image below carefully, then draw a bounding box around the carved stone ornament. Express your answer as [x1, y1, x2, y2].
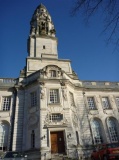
[62, 87, 67, 100]
[44, 114, 50, 125]
[40, 69, 47, 78]
[39, 81, 45, 86]
[60, 80, 65, 86]
[40, 87, 45, 99]
[20, 67, 26, 77]
[40, 65, 63, 79]
[44, 113, 68, 126]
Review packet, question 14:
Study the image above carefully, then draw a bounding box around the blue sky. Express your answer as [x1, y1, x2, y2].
[0, 0, 119, 81]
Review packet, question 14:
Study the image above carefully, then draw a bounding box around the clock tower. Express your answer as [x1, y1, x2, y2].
[27, 4, 58, 59]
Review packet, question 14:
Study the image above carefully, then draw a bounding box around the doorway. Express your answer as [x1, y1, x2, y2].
[50, 131, 65, 154]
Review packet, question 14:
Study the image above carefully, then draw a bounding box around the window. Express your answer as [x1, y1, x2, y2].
[49, 89, 59, 104]
[115, 97, 119, 109]
[2, 97, 11, 111]
[69, 92, 75, 106]
[102, 97, 110, 109]
[43, 45, 45, 49]
[76, 131, 79, 145]
[91, 120, 103, 144]
[31, 130, 35, 148]
[50, 113, 63, 122]
[0, 124, 9, 151]
[87, 97, 96, 110]
[50, 70, 56, 78]
[31, 92, 37, 107]
[107, 118, 118, 142]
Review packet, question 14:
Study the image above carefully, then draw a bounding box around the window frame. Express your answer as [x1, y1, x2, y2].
[50, 70, 57, 78]
[31, 130, 35, 148]
[49, 113, 63, 122]
[2, 96, 11, 111]
[114, 97, 119, 110]
[101, 97, 111, 110]
[107, 118, 118, 143]
[43, 45, 45, 49]
[49, 89, 59, 104]
[30, 91, 37, 107]
[76, 131, 79, 145]
[0, 123, 9, 151]
[90, 120, 103, 144]
[86, 96, 97, 110]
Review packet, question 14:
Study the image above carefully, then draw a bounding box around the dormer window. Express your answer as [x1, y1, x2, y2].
[50, 70, 56, 77]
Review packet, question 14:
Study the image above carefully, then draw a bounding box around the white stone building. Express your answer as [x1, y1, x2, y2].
[0, 4, 119, 160]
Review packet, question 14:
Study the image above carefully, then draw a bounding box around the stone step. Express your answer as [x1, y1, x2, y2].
[51, 154, 72, 160]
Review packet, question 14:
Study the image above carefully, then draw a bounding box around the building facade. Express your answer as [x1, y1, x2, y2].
[0, 4, 119, 160]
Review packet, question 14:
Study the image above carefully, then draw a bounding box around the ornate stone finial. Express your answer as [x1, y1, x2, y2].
[30, 3, 56, 37]
[20, 67, 26, 77]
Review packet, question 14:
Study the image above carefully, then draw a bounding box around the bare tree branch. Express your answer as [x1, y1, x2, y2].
[71, 0, 119, 50]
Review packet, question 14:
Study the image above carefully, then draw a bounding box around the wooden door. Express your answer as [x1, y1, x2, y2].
[51, 131, 65, 154]
[51, 132, 58, 153]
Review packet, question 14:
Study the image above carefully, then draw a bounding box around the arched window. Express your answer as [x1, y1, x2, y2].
[91, 120, 103, 144]
[107, 118, 118, 142]
[0, 123, 9, 151]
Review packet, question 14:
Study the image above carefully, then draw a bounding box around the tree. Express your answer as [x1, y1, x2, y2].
[71, 0, 119, 51]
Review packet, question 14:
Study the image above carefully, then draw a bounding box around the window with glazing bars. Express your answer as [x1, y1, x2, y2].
[0, 132, 4, 149]
[102, 97, 110, 109]
[87, 97, 96, 109]
[50, 114, 63, 122]
[2, 97, 11, 111]
[107, 119, 118, 142]
[0, 132, 7, 151]
[50, 70, 56, 77]
[49, 89, 58, 103]
[91, 120, 103, 144]
[31, 92, 37, 107]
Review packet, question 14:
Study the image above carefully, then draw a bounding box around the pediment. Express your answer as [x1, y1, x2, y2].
[40, 65, 63, 78]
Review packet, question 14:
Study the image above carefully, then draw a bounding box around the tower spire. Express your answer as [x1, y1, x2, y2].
[30, 3, 56, 37]
[27, 4, 58, 59]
